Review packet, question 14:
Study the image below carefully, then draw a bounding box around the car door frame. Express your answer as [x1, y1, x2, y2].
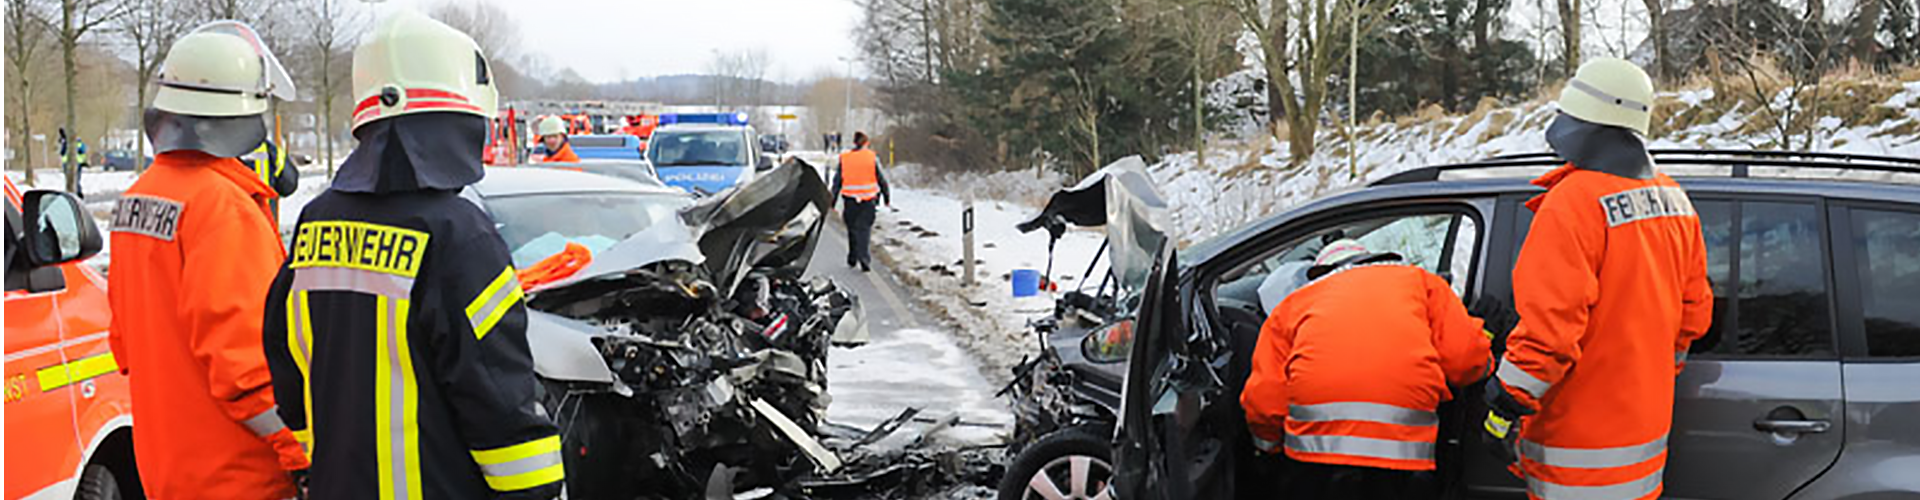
[1114, 195, 1497, 500]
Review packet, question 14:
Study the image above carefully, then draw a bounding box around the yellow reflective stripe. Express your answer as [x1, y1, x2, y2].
[36, 353, 119, 391]
[375, 297, 423, 500]
[466, 267, 523, 340]
[291, 291, 316, 461]
[397, 299, 422, 500]
[481, 462, 565, 492]
[471, 435, 562, 465]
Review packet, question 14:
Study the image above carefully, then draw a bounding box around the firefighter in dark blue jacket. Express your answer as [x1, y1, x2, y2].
[262, 11, 562, 500]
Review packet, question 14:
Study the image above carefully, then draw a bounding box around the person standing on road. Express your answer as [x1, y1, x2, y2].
[1241, 239, 1492, 500]
[262, 11, 564, 500]
[106, 20, 309, 500]
[831, 131, 891, 272]
[1481, 58, 1713, 500]
[535, 115, 578, 163]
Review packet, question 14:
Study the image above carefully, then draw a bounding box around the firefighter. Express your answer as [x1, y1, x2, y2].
[1241, 239, 1491, 500]
[243, 140, 301, 198]
[262, 11, 564, 500]
[535, 115, 578, 163]
[105, 20, 308, 500]
[1481, 57, 1714, 500]
[830, 131, 890, 272]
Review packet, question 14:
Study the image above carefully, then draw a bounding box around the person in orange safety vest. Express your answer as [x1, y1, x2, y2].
[536, 115, 578, 163]
[1242, 239, 1491, 500]
[829, 131, 890, 272]
[1482, 57, 1714, 500]
[106, 20, 309, 500]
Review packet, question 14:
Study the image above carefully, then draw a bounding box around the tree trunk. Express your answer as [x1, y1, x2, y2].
[19, 78, 35, 185]
[1643, 0, 1668, 81]
[1194, 36, 1205, 170]
[1855, 0, 1884, 67]
[322, 50, 335, 178]
[1442, 1, 1462, 110]
[63, 0, 80, 195]
[1557, 0, 1581, 77]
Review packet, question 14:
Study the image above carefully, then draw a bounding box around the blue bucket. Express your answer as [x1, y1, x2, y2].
[1012, 269, 1041, 297]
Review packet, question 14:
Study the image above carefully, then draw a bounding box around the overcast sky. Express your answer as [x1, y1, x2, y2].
[376, 0, 864, 84]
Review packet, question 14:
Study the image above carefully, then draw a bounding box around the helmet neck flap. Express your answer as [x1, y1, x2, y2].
[1546, 112, 1654, 180]
[333, 112, 485, 194]
[144, 108, 268, 158]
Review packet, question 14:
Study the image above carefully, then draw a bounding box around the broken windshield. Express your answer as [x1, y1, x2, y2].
[488, 192, 691, 268]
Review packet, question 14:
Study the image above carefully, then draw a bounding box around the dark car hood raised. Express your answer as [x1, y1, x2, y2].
[1018, 156, 1171, 299]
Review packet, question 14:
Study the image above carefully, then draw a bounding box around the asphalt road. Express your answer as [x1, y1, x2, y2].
[805, 214, 1013, 448]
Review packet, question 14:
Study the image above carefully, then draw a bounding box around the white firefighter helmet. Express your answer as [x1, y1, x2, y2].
[535, 115, 567, 137]
[1556, 57, 1655, 136]
[351, 10, 498, 131]
[153, 21, 296, 117]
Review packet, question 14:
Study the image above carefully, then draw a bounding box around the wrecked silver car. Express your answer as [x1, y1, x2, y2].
[470, 163, 874, 498]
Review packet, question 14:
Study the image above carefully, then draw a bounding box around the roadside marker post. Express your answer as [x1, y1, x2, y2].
[962, 200, 976, 287]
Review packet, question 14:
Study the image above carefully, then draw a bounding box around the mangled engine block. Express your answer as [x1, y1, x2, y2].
[530, 261, 859, 499]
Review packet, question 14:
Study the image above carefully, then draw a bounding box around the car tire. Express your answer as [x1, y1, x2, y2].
[75, 464, 122, 500]
[997, 426, 1113, 500]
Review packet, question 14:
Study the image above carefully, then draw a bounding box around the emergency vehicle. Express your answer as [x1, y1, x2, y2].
[4, 178, 141, 500]
[646, 112, 773, 196]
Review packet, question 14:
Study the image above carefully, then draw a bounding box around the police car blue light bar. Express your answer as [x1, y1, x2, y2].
[659, 113, 751, 126]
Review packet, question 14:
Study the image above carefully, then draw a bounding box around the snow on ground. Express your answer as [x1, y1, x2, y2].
[866, 185, 1106, 383]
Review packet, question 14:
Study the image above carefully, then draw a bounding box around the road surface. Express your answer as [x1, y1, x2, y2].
[806, 213, 1013, 448]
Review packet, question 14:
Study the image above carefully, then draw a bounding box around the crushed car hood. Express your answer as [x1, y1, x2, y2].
[532, 158, 834, 294]
[1018, 156, 1171, 299]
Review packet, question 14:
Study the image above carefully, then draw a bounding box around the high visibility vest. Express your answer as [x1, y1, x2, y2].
[838, 149, 880, 201]
[1241, 264, 1489, 471]
[1495, 164, 1712, 500]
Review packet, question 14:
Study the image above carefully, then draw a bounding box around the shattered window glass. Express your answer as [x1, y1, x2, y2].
[487, 192, 688, 268]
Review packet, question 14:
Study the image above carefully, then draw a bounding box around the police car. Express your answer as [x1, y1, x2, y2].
[644, 113, 774, 196]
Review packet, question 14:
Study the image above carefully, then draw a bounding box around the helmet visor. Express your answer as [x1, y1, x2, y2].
[182, 21, 297, 101]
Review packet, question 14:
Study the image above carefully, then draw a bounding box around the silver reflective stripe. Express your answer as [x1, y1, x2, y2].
[478, 450, 564, 479]
[466, 277, 520, 333]
[1497, 358, 1550, 399]
[243, 406, 287, 437]
[1569, 79, 1650, 112]
[291, 293, 310, 368]
[1528, 466, 1664, 500]
[1675, 351, 1687, 364]
[1284, 433, 1434, 462]
[1251, 435, 1281, 452]
[1520, 434, 1668, 469]
[383, 297, 414, 500]
[1289, 402, 1438, 427]
[293, 267, 415, 298]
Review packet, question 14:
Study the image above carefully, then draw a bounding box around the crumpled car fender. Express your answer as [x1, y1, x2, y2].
[527, 309, 617, 384]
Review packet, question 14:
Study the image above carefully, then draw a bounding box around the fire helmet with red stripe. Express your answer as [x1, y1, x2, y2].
[350, 10, 498, 132]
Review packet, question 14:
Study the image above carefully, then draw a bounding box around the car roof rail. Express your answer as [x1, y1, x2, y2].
[1372, 149, 1920, 187]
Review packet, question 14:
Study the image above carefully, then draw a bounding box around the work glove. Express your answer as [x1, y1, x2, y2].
[1482, 377, 1536, 468]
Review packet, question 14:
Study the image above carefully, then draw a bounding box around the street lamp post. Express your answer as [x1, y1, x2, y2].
[839, 56, 854, 149]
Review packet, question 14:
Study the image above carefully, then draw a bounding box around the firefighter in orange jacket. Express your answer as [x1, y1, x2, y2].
[106, 21, 308, 500]
[1241, 239, 1490, 500]
[830, 131, 890, 272]
[1482, 58, 1714, 500]
[535, 115, 579, 163]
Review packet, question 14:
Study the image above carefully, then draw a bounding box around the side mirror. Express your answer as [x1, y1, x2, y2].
[22, 190, 104, 267]
[756, 153, 776, 172]
[293, 154, 315, 167]
[1079, 318, 1136, 364]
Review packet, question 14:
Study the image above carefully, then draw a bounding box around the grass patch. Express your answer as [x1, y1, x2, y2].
[1478, 110, 1517, 143]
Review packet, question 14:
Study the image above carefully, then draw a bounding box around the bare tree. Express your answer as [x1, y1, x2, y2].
[1643, 0, 1670, 80]
[119, 0, 191, 172]
[297, 0, 363, 178]
[427, 0, 521, 63]
[1225, 0, 1396, 161]
[1708, 5, 1838, 150]
[53, 0, 129, 193]
[1558, 0, 1582, 76]
[8, 0, 51, 185]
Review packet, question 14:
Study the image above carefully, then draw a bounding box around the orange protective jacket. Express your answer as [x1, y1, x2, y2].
[1494, 164, 1713, 500]
[544, 141, 579, 163]
[107, 151, 308, 500]
[837, 149, 881, 201]
[1241, 264, 1490, 471]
